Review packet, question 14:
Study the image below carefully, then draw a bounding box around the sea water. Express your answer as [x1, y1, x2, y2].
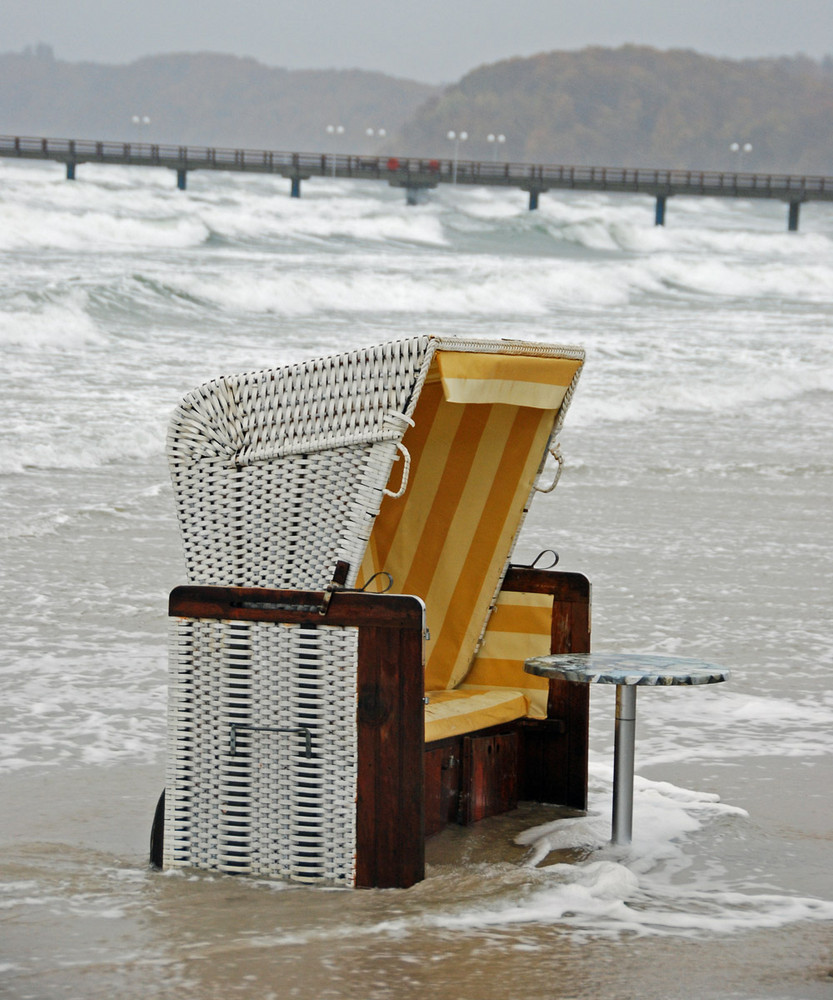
[1, 159, 832, 999]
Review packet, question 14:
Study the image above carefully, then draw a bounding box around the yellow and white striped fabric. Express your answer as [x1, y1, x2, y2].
[424, 688, 529, 743]
[460, 590, 554, 718]
[437, 351, 580, 410]
[359, 349, 581, 693]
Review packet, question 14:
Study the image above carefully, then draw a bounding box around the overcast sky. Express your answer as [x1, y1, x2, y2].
[6, 0, 833, 83]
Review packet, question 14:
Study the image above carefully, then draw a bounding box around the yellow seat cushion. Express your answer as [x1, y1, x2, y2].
[424, 688, 529, 743]
[462, 590, 554, 719]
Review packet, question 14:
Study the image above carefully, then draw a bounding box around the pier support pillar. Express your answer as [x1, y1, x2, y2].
[655, 195, 667, 226]
[788, 200, 801, 232]
[528, 189, 539, 211]
[176, 169, 187, 191]
[405, 186, 427, 206]
[388, 181, 435, 205]
[290, 176, 301, 198]
[66, 162, 76, 181]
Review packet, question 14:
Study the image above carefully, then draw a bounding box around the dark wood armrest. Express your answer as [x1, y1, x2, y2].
[501, 567, 591, 810]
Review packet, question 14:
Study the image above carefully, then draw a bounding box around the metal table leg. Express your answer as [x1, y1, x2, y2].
[612, 684, 636, 845]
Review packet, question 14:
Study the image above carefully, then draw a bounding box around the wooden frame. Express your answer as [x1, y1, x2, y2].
[503, 566, 591, 809]
[423, 568, 590, 838]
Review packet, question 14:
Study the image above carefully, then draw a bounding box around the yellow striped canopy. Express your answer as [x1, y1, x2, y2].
[360, 347, 582, 693]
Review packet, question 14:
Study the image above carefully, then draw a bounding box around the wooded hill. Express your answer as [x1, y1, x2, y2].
[397, 46, 833, 174]
[0, 46, 438, 152]
[3, 44, 832, 174]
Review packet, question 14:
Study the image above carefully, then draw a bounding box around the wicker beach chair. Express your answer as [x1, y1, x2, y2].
[155, 336, 591, 887]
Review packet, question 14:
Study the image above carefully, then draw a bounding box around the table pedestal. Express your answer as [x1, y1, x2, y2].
[612, 684, 636, 845]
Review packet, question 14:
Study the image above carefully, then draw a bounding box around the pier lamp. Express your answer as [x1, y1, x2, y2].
[487, 133, 506, 162]
[131, 115, 151, 148]
[365, 127, 386, 153]
[447, 130, 468, 184]
[326, 124, 345, 176]
[730, 141, 753, 171]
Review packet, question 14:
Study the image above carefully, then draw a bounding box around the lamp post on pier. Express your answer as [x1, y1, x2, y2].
[131, 115, 151, 151]
[447, 130, 467, 183]
[365, 127, 387, 158]
[730, 141, 753, 171]
[326, 124, 345, 176]
[487, 133, 506, 162]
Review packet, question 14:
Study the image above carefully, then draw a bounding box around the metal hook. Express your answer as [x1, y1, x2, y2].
[360, 571, 394, 593]
[530, 549, 559, 569]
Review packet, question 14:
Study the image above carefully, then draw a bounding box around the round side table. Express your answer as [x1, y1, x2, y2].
[524, 652, 729, 845]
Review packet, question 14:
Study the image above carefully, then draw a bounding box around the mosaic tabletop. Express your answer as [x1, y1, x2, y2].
[524, 652, 729, 686]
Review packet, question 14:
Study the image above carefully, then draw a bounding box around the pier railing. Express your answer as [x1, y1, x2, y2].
[2, 134, 830, 228]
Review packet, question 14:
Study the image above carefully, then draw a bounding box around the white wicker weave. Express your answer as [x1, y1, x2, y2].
[165, 617, 358, 883]
[168, 336, 435, 589]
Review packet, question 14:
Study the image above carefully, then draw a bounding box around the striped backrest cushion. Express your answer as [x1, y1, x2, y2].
[460, 590, 553, 717]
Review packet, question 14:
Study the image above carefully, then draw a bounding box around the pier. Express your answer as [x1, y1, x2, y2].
[2, 134, 831, 230]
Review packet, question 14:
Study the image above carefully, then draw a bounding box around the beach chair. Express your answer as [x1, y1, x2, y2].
[153, 336, 591, 887]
